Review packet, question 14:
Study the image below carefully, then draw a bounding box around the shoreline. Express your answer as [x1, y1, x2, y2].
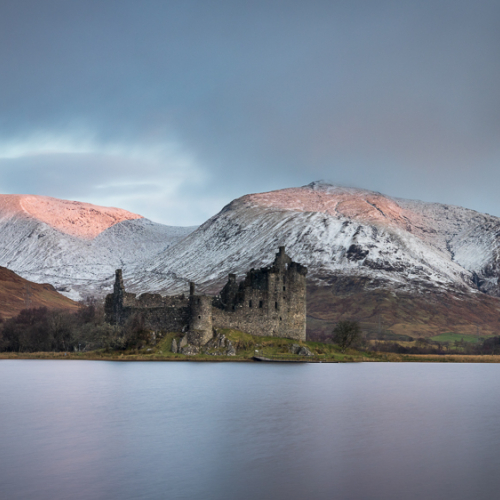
[3, 352, 500, 363]
[0, 353, 342, 363]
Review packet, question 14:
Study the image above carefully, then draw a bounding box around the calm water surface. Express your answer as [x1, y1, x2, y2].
[1, 360, 500, 500]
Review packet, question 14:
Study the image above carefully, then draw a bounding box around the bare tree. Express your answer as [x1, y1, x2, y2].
[332, 321, 362, 352]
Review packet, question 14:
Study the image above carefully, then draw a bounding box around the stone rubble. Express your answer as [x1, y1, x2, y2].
[289, 344, 313, 356]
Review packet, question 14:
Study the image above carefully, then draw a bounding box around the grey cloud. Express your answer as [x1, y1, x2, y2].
[0, 152, 209, 225]
[1, 0, 500, 223]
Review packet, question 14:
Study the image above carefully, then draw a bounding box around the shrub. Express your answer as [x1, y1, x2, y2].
[332, 320, 362, 352]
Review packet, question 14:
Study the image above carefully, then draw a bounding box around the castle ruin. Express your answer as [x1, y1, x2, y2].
[104, 247, 307, 343]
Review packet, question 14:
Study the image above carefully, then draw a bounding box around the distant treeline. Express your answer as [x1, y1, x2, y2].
[369, 337, 500, 356]
[0, 300, 152, 353]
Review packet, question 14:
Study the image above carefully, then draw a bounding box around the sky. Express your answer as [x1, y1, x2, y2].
[1, 0, 499, 225]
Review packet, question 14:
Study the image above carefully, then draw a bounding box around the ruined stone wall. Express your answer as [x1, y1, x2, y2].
[123, 304, 190, 332]
[106, 301, 190, 333]
[104, 269, 190, 332]
[123, 292, 188, 309]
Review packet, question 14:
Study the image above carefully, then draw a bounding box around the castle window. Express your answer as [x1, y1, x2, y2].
[197, 298, 200, 305]
[249, 300, 253, 308]
[275, 301, 278, 310]
[279, 317, 282, 321]
[283, 286, 286, 291]
[198, 315, 201, 319]
[259, 301, 263, 308]
[232, 305, 235, 311]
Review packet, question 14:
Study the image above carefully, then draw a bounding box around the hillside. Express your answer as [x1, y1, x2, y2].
[0, 194, 197, 300]
[124, 182, 500, 338]
[0, 266, 78, 319]
[306, 279, 500, 339]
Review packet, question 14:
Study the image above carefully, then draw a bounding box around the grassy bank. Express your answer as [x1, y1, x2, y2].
[0, 329, 373, 362]
[3, 329, 500, 362]
[3, 351, 500, 363]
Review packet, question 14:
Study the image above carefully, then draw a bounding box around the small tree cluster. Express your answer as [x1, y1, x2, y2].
[0, 300, 152, 353]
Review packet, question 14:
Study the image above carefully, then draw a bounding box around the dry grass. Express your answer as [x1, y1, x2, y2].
[0, 267, 78, 318]
[307, 280, 500, 340]
[401, 354, 500, 363]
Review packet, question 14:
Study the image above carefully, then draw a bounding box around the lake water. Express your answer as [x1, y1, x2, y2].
[1, 361, 500, 500]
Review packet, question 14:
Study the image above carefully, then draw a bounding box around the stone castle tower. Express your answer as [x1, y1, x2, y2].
[213, 247, 307, 339]
[105, 247, 307, 341]
[187, 282, 213, 345]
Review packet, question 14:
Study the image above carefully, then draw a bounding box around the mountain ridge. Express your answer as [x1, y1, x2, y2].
[127, 182, 486, 295]
[2, 183, 500, 338]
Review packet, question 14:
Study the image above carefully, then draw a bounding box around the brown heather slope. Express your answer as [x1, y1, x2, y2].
[306, 278, 500, 340]
[0, 267, 78, 319]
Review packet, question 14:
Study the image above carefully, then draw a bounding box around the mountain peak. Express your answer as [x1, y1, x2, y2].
[0, 194, 143, 239]
[306, 180, 380, 196]
[242, 182, 408, 228]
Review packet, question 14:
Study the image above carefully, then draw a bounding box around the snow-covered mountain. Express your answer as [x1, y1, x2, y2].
[3, 184, 500, 337]
[125, 182, 500, 299]
[0, 195, 196, 300]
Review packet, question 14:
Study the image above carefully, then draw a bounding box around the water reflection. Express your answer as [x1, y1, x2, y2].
[1, 361, 500, 500]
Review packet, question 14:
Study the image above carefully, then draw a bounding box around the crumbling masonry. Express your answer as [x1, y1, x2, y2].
[104, 247, 307, 343]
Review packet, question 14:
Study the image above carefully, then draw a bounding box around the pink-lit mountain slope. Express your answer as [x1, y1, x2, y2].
[124, 182, 500, 337]
[0, 194, 196, 300]
[0, 194, 143, 239]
